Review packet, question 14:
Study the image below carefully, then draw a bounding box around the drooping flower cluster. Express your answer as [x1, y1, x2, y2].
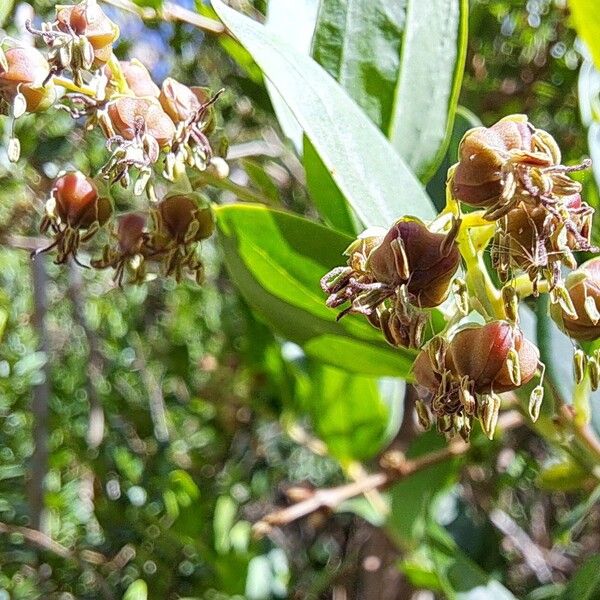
[321, 217, 461, 348]
[1, 0, 227, 285]
[413, 321, 540, 440]
[322, 114, 597, 441]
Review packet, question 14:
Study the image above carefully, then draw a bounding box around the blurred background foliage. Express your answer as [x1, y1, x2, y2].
[0, 0, 599, 599]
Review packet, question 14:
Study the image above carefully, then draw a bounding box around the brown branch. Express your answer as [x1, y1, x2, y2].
[254, 411, 523, 536]
[67, 263, 106, 450]
[0, 521, 114, 600]
[100, 0, 225, 34]
[29, 256, 50, 531]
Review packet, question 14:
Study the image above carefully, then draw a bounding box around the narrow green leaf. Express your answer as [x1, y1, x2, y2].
[294, 362, 403, 461]
[212, 0, 435, 227]
[303, 136, 358, 235]
[265, 0, 320, 152]
[215, 203, 415, 377]
[388, 0, 469, 181]
[311, 1, 406, 131]
[0, 0, 14, 27]
[569, 0, 600, 71]
[560, 554, 600, 600]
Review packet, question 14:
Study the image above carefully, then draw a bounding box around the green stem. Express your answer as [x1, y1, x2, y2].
[457, 222, 504, 320]
[191, 172, 270, 205]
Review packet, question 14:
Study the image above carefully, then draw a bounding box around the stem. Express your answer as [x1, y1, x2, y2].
[253, 412, 522, 535]
[100, 0, 225, 34]
[456, 220, 505, 320]
[191, 171, 270, 204]
[52, 76, 97, 98]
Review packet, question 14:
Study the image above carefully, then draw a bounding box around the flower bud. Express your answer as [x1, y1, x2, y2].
[53, 171, 111, 228]
[0, 47, 55, 112]
[117, 213, 147, 255]
[550, 257, 600, 341]
[118, 60, 160, 98]
[158, 192, 215, 243]
[107, 97, 176, 148]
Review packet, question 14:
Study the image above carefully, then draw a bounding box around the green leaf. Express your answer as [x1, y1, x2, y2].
[312, 0, 468, 181]
[0, 0, 14, 27]
[215, 203, 415, 377]
[560, 554, 600, 600]
[265, 0, 320, 152]
[569, 0, 600, 71]
[388, 0, 468, 181]
[537, 457, 591, 491]
[294, 362, 403, 461]
[212, 0, 435, 228]
[387, 432, 460, 544]
[311, 0, 406, 131]
[424, 524, 518, 600]
[123, 580, 148, 600]
[303, 136, 358, 235]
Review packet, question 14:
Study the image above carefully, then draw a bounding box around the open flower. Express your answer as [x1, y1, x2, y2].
[92, 213, 149, 285]
[0, 46, 55, 113]
[38, 171, 112, 264]
[451, 114, 589, 221]
[321, 217, 461, 348]
[550, 257, 600, 341]
[147, 192, 215, 284]
[492, 192, 594, 292]
[413, 321, 540, 440]
[100, 97, 176, 190]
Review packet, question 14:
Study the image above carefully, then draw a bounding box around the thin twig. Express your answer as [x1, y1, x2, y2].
[100, 0, 225, 34]
[254, 411, 523, 536]
[67, 263, 106, 450]
[29, 256, 50, 532]
[0, 521, 114, 600]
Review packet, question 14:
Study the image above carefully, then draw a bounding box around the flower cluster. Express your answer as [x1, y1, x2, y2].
[322, 114, 597, 440]
[2, 0, 226, 285]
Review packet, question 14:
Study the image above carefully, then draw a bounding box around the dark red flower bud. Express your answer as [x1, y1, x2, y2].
[117, 213, 147, 255]
[54, 171, 111, 228]
[448, 321, 539, 394]
[550, 258, 600, 341]
[367, 217, 461, 308]
[158, 192, 215, 243]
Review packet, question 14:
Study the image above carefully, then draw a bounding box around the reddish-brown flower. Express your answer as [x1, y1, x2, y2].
[550, 258, 600, 341]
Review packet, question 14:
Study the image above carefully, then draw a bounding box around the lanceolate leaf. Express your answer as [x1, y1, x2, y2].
[215, 204, 415, 377]
[569, 0, 600, 71]
[303, 136, 359, 236]
[212, 0, 435, 227]
[312, 1, 406, 132]
[311, 0, 468, 182]
[388, 0, 468, 181]
[265, 0, 320, 152]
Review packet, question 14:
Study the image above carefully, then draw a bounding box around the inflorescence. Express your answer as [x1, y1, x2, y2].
[1, 0, 225, 284]
[322, 114, 599, 441]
